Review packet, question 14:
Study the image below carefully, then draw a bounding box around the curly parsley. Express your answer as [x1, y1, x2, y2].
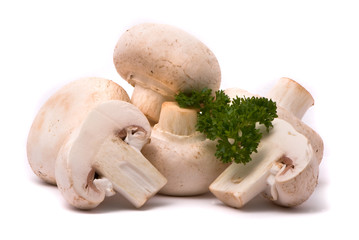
[175, 88, 277, 164]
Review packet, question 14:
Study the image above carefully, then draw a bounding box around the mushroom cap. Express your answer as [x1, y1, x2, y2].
[267, 153, 319, 207]
[27, 77, 130, 184]
[113, 23, 221, 97]
[141, 129, 229, 196]
[224, 88, 260, 99]
[260, 119, 319, 207]
[55, 100, 152, 209]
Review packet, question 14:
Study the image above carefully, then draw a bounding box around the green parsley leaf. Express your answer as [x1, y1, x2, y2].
[175, 88, 277, 164]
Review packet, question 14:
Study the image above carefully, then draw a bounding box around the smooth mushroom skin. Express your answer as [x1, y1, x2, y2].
[55, 100, 166, 209]
[141, 102, 229, 196]
[210, 79, 323, 208]
[27, 77, 130, 184]
[113, 23, 221, 123]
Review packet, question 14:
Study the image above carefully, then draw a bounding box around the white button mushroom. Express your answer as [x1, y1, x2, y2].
[113, 23, 221, 124]
[27, 78, 167, 209]
[209, 78, 324, 208]
[141, 102, 229, 196]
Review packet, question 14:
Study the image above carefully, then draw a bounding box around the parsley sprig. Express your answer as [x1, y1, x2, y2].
[175, 88, 277, 164]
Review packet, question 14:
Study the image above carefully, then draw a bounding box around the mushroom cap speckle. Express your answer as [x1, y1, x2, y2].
[113, 23, 221, 97]
[27, 77, 130, 184]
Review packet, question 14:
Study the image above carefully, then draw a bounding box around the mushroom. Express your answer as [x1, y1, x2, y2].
[27, 77, 130, 184]
[113, 23, 221, 124]
[27, 78, 166, 209]
[209, 78, 324, 208]
[141, 101, 229, 196]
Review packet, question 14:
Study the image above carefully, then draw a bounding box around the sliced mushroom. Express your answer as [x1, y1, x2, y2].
[27, 77, 130, 184]
[113, 23, 221, 123]
[209, 78, 324, 207]
[55, 100, 166, 209]
[141, 102, 229, 196]
[27, 78, 166, 209]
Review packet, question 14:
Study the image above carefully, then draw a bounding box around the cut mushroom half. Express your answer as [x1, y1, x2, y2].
[56, 100, 167, 209]
[113, 23, 221, 123]
[27, 78, 166, 209]
[210, 78, 323, 208]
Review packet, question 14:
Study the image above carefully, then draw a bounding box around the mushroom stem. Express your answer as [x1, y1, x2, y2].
[93, 135, 167, 208]
[210, 147, 284, 208]
[267, 77, 314, 119]
[156, 102, 198, 136]
[131, 85, 169, 124]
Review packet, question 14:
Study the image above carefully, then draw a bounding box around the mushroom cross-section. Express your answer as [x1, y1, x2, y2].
[27, 78, 166, 209]
[113, 23, 221, 123]
[209, 78, 324, 208]
[55, 100, 167, 209]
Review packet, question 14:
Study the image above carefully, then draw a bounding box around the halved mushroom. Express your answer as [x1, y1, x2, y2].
[113, 23, 221, 124]
[209, 78, 324, 207]
[27, 78, 166, 209]
[141, 102, 229, 196]
[55, 100, 167, 209]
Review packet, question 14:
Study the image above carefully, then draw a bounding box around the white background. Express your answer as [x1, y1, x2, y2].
[1, 0, 358, 239]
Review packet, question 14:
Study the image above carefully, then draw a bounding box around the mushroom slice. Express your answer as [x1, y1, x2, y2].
[210, 78, 323, 208]
[56, 100, 167, 209]
[113, 23, 221, 123]
[141, 102, 229, 196]
[209, 118, 317, 207]
[27, 77, 130, 184]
